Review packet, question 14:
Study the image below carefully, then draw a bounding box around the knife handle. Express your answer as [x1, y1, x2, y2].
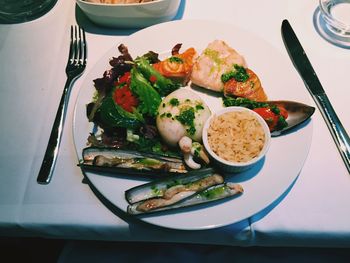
[314, 93, 350, 173]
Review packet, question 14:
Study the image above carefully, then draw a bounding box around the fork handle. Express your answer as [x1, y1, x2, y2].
[37, 76, 75, 184]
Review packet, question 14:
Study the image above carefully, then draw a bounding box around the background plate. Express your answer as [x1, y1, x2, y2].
[73, 20, 313, 230]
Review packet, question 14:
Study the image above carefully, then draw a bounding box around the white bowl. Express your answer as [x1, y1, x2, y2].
[76, 0, 181, 28]
[202, 107, 271, 173]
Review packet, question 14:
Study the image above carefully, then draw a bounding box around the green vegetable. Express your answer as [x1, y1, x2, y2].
[169, 98, 180, 106]
[169, 56, 183, 63]
[130, 67, 162, 117]
[223, 96, 282, 115]
[192, 142, 202, 157]
[98, 96, 143, 129]
[276, 115, 288, 130]
[151, 185, 162, 196]
[222, 96, 269, 109]
[135, 158, 162, 166]
[221, 64, 249, 83]
[199, 185, 226, 200]
[176, 107, 196, 135]
[135, 57, 180, 96]
[195, 104, 204, 110]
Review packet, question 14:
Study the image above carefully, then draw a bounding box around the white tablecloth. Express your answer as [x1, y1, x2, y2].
[1, 0, 350, 247]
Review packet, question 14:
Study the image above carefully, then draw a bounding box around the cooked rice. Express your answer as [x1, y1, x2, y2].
[207, 111, 265, 163]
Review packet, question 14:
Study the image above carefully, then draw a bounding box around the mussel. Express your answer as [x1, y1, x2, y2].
[222, 96, 315, 136]
[80, 147, 188, 177]
[265, 100, 315, 136]
[125, 168, 243, 215]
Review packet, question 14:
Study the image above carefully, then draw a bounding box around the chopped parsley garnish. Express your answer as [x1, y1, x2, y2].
[192, 142, 202, 157]
[169, 98, 180, 106]
[223, 96, 269, 109]
[151, 186, 161, 196]
[176, 107, 196, 135]
[276, 115, 288, 130]
[199, 185, 226, 199]
[195, 104, 204, 110]
[160, 112, 173, 118]
[169, 56, 183, 63]
[221, 64, 249, 83]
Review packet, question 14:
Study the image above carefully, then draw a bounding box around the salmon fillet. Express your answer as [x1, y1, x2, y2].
[190, 40, 247, 92]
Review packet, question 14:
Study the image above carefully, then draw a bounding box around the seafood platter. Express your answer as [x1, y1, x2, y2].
[73, 20, 315, 229]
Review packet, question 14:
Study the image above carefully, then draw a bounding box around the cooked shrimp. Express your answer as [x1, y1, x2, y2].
[153, 47, 197, 85]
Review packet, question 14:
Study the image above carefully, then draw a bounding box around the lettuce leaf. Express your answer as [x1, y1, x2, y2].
[98, 96, 143, 129]
[135, 57, 180, 97]
[130, 67, 162, 117]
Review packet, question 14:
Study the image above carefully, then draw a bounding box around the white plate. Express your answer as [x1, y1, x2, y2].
[73, 20, 313, 230]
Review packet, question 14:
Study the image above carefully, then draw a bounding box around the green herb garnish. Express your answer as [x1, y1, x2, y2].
[176, 107, 196, 135]
[169, 56, 183, 63]
[169, 98, 180, 106]
[221, 64, 249, 83]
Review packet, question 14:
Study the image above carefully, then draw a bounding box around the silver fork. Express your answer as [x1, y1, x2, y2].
[37, 25, 87, 184]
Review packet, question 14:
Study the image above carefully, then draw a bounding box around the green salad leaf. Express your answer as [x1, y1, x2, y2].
[135, 57, 180, 97]
[98, 96, 144, 129]
[130, 67, 162, 117]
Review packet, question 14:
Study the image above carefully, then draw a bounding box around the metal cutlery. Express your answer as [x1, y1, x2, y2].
[37, 25, 87, 184]
[281, 19, 350, 174]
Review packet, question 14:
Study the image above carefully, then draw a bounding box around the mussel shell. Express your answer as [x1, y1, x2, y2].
[125, 167, 216, 204]
[80, 146, 188, 177]
[127, 182, 243, 215]
[266, 100, 315, 136]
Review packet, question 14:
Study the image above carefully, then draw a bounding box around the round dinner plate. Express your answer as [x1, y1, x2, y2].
[73, 20, 313, 230]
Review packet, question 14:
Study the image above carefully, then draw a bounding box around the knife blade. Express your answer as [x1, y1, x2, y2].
[281, 19, 350, 174]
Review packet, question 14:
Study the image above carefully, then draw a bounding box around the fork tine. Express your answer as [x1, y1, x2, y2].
[78, 26, 84, 65]
[81, 27, 87, 66]
[74, 25, 79, 63]
[68, 26, 74, 64]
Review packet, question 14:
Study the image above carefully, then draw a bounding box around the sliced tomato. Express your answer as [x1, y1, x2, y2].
[116, 71, 131, 86]
[253, 107, 279, 131]
[113, 73, 138, 113]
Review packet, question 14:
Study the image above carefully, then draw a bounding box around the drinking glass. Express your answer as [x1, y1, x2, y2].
[315, 0, 350, 48]
[319, 0, 350, 36]
[0, 0, 58, 23]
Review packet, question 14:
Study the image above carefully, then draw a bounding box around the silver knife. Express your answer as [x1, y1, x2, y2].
[281, 19, 350, 174]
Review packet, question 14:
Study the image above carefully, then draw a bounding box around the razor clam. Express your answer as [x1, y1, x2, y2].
[127, 182, 243, 215]
[266, 100, 315, 136]
[80, 147, 188, 176]
[125, 167, 218, 204]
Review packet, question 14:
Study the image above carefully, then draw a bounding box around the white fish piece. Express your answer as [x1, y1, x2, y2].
[190, 40, 247, 92]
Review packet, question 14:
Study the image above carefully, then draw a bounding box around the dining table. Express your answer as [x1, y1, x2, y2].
[1, 0, 350, 251]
